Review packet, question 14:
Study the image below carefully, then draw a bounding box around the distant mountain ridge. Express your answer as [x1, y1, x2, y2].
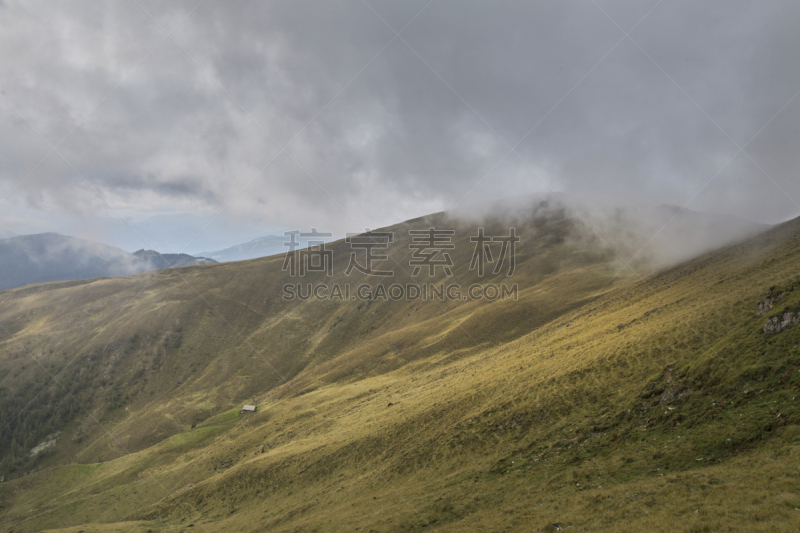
[198, 234, 334, 262]
[0, 233, 215, 290]
[197, 235, 288, 262]
[132, 249, 216, 268]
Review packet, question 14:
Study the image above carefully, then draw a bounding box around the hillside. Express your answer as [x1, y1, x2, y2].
[0, 201, 798, 531]
[0, 234, 215, 290]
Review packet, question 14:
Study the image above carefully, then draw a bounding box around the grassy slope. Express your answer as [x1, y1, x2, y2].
[1, 210, 800, 531]
[0, 206, 613, 470]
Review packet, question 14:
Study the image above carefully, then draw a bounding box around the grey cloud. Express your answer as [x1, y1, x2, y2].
[0, 0, 798, 241]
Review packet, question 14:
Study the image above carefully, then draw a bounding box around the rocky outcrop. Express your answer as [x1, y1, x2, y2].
[758, 284, 800, 334]
[764, 310, 800, 334]
[757, 286, 794, 317]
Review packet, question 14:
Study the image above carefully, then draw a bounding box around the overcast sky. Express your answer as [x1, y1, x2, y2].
[1, 0, 799, 251]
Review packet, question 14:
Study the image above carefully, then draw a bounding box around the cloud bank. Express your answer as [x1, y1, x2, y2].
[1, 0, 798, 243]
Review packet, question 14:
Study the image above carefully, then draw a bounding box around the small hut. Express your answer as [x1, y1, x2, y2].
[240, 404, 257, 414]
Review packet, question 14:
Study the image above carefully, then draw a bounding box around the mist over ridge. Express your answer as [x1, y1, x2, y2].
[441, 192, 768, 272]
[0, 233, 215, 290]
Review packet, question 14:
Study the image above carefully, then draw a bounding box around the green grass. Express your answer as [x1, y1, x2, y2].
[1, 209, 800, 531]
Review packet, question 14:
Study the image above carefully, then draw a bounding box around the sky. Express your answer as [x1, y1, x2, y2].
[1, 0, 799, 253]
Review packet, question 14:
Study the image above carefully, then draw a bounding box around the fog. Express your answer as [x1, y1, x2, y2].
[0, 233, 198, 290]
[450, 193, 766, 272]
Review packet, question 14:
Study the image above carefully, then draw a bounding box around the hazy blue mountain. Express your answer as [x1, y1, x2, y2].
[197, 235, 290, 262]
[95, 213, 287, 254]
[198, 233, 339, 262]
[132, 249, 217, 268]
[0, 233, 216, 290]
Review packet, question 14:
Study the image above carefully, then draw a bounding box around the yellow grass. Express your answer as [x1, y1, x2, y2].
[1, 210, 800, 531]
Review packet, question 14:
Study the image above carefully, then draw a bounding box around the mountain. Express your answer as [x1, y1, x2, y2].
[95, 213, 284, 255]
[0, 233, 151, 290]
[132, 249, 217, 268]
[198, 198, 767, 265]
[198, 233, 336, 262]
[0, 201, 797, 532]
[197, 234, 290, 262]
[0, 233, 216, 290]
